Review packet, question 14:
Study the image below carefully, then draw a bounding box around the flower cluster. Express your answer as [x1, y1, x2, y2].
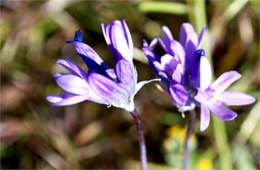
[46, 20, 255, 132]
[46, 20, 157, 112]
[46, 20, 256, 170]
[143, 23, 255, 131]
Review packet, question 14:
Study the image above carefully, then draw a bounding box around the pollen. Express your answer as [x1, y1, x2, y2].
[213, 94, 219, 101]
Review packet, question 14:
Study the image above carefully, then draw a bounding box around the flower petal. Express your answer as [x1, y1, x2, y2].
[158, 71, 171, 85]
[169, 84, 189, 106]
[67, 41, 104, 65]
[67, 40, 113, 77]
[102, 20, 133, 63]
[122, 20, 134, 54]
[187, 49, 206, 89]
[200, 56, 212, 89]
[186, 31, 199, 47]
[57, 58, 87, 79]
[143, 47, 158, 63]
[143, 44, 162, 76]
[160, 54, 179, 72]
[197, 26, 207, 48]
[184, 35, 198, 75]
[46, 93, 88, 106]
[56, 74, 89, 95]
[170, 40, 185, 64]
[180, 23, 196, 47]
[54, 73, 68, 80]
[162, 26, 174, 48]
[172, 69, 182, 83]
[116, 59, 136, 95]
[200, 104, 210, 131]
[209, 101, 237, 121]
[110, 22, 132, 61]
[194, 88, 207, 103]
[218, 91, 256, 106]
[211, 71, 241, 93]
[158, 38, 168, 54]
[88, 73, 128, 108]
[158, 26, 175, 54]
[149, 38, 158, 49]
[105, 68, 117, 80]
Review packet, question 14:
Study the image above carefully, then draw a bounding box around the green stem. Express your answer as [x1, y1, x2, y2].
[223, 0, 249, 21]
[212, 117, 233, 170]
[186, 0, 233, 169]
[138, 2, 187, 15]
[182, 109, 196, 170]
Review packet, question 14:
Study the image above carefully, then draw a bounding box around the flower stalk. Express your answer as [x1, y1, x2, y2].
[130, 109, 147, 170]
[182, 109, 196, 170]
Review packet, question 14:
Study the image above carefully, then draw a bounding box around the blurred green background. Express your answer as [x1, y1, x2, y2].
[0, 0, 259, 169]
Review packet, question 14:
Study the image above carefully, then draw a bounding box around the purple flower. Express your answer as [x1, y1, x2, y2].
[143, 23, 206, 112]
[195, 67, 256, 131]
[47, 20, 158, 112]
[143, 23, 256, 131]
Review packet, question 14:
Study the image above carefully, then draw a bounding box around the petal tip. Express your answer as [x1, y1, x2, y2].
[200, 124, 208, 131]
[228, 112, 238, 121]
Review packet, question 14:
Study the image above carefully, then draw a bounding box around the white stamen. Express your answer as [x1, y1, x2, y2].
[181, 112, 185, 118]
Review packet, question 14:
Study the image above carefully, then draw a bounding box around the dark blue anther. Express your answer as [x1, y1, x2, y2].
[74, 30, 83, 42]
[196, 49, 205, 57]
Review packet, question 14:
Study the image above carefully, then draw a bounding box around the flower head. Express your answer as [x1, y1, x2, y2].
[47, 20, 157, 112]
[143, 23, 255, 131]
[143, 23, 206, 112]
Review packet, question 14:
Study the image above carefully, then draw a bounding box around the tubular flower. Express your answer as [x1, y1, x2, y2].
[47, 20, 157, 112]
[143, 23, 207, 112]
